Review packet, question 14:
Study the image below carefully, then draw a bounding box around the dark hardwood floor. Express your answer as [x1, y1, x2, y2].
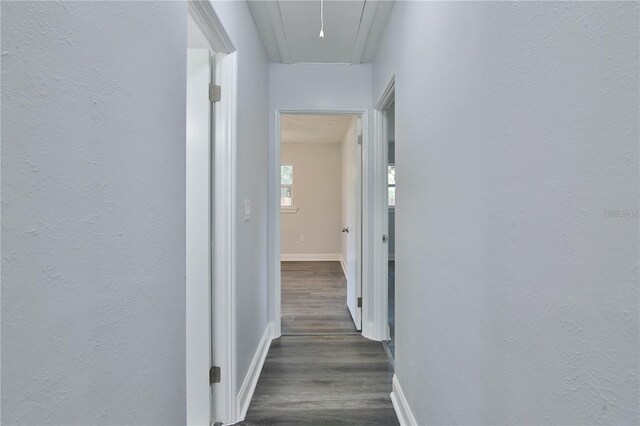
[239, 335, 399, 426]
[281, 261, 357, 334]
[237, 262, 398, 425]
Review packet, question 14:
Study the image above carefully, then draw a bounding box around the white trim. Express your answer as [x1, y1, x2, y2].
[390, 375, 417, 426]
[186, 6, 238, 425]
[339, 255, 348, 279]
[280, 206, 299, 214]
[188, 1, 234, 54]
[271, 108, 282, 337]
[281, 253, 342, 262]
[359, 112, 374, 340]
[186, 48, 214, 426]
[375, 77, 396, 110]
[372, 76, 395, 342]
[213, 51, 238, 425]
[236, 323, 274, 422]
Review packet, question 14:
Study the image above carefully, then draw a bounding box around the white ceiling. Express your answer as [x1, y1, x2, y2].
[281, 114, 355, 144]
[248, 0, 394, 64]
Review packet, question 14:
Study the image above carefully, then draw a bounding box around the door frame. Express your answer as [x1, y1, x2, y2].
[373, 76, 395, 342]
[186, 2, 238, 425]
[212, 50, 238, 425]
[186, 47, 214, 426]
[271, 109, 368, 337]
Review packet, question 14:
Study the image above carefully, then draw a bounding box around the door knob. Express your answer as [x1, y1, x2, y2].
[342, 227, 349, 233]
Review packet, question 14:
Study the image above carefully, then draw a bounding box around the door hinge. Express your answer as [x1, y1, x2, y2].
[357, 297, 362, 308]
[382, 234, 388, 243]
[209, 366, 221, 384]
[209, 84, 221, 103]
[357, 134, 362, 145]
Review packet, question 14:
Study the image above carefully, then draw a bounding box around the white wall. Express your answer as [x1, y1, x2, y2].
[1, 2, 188, 424]
[373, 2, 639, 424]
[269, 63, 372, 325]
[281, 143, 342, 257]
[210, 0, 271, 393]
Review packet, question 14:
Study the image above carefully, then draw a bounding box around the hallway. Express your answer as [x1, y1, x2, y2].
[3, 1, 638, 425]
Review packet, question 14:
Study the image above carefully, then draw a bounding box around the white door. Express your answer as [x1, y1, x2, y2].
[186, 48, 214, 426]
[344, 117, 363, 330]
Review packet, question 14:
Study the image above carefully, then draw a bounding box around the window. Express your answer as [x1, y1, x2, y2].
[388, 165, 395, 207]
[281, 164, 293, 207]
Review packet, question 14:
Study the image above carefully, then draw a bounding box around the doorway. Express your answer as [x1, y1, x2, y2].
[384, 100, 395, 359]
[276, 112, 364, 335]
[374, 77, 395, 363]
[185, 3, 237, 425]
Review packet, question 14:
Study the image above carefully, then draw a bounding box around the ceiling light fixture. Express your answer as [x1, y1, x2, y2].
[319, 0, 325, 38]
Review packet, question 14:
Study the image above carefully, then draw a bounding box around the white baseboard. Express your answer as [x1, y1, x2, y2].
[362, 321, 381, 341]
[339, 255, 348, 278]
[268, 322, 278, 339]
[390, 374, 417, 426]
[236, 323, 274, 421]
[281, 253, 342, 262]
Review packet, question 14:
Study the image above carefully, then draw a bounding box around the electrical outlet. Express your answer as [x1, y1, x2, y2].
[300, 233, 306, 242]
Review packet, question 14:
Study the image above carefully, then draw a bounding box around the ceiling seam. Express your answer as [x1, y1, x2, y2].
[276, 0, 292, 62]
[352, 0, 368, 61]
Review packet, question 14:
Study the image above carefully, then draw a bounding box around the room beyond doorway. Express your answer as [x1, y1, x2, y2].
[278, 113, 363, 335]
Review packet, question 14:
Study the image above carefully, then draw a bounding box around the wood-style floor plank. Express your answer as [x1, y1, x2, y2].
[281, 261, 357, 334]
[239, 335, 399, 426]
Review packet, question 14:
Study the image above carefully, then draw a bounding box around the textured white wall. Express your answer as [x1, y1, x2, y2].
[281, 143, 342, 256]
[373, 2, 639, 424]
[1, 2, 187, 424]
[210, 0, 270, 387]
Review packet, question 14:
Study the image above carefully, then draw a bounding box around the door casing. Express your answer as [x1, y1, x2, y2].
[186, 47, 214, 426]
[186, 2, 238, 425]
[374, 77, 396, 343]
[271, 109, 368, 337]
